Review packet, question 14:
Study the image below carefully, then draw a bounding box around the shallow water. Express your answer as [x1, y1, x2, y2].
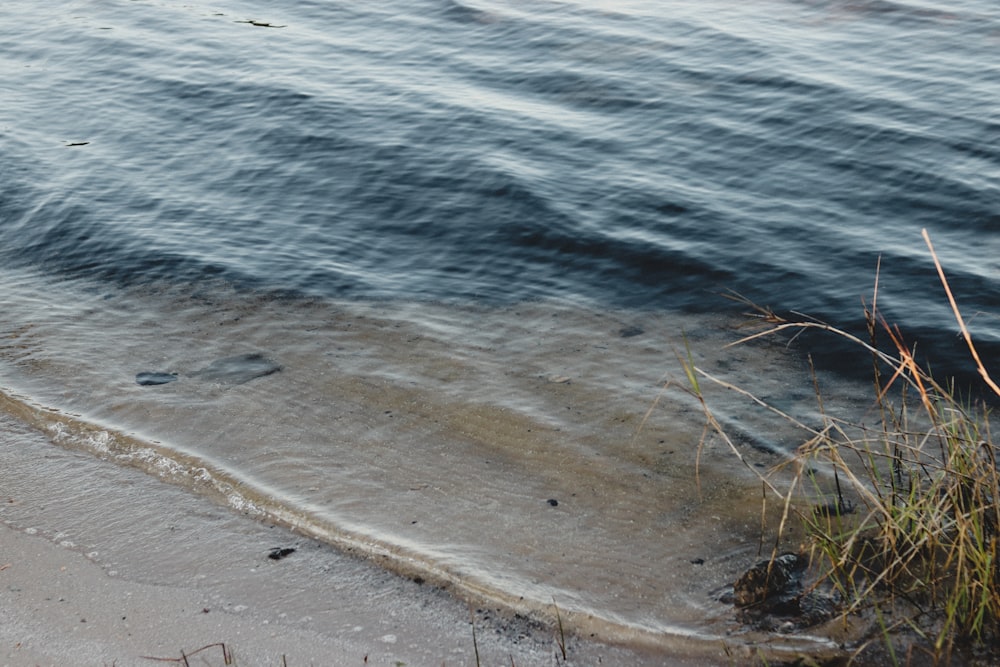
[0, 268, 869, 651]
[1, 0, 998, 656]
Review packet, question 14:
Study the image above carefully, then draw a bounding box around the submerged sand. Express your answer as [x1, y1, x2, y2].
[0, 271, 872, 664]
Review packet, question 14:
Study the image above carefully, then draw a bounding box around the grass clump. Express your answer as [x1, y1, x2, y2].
[797, 361, 1000, 661]
[686, 231, 1000, 663]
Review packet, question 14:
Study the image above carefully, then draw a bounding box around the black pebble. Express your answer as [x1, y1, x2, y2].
[691, 558, 705, 565]
[546, 498, 559, 507]
[268, 547, 296, 560]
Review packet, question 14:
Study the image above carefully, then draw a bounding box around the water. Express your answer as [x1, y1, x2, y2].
[1, 0, 998, 655]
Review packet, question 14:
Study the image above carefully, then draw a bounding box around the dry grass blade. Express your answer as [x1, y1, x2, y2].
[141, 642, 232, 664]
[922, 228, 1000, 399]
[553, 598, 567, 661]
[469, 605, 481, 667]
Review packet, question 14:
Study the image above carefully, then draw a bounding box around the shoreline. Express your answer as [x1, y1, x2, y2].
[0, 276, 826, 656]
[0, 413, 714, 667]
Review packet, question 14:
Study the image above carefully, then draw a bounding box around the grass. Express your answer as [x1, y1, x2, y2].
[681, 230, 1000, 664]
[140, 600, 571, 667]
[552, 599, 567, 662]
[141, 642, 236, 665]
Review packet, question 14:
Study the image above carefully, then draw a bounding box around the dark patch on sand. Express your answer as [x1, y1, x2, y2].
[619, 325, 644, 338]
[136, 371, 178, 386]
[192, 353, 281, 385]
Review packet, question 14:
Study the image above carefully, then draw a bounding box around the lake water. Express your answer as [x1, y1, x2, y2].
[1, 0, 998, 656]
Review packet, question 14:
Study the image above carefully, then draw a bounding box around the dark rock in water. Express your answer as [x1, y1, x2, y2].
[192, 353, 281, 385]
[733, 552, 806, 608]
[731, 552, 840, 630]
[136, 371, 178, 386]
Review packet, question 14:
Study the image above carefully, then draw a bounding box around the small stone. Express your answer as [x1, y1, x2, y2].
[268, 547, 296, 560]
[732, 553, 805, 608]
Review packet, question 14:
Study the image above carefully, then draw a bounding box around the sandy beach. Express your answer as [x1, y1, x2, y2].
[3, 521, 626, 667]
[0, 413, 719, 667]
[2, 521, 367, 667]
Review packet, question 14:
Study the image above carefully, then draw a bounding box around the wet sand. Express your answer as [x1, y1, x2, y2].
[2, 522, 370, 667]
[0, 413, 724, 667]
